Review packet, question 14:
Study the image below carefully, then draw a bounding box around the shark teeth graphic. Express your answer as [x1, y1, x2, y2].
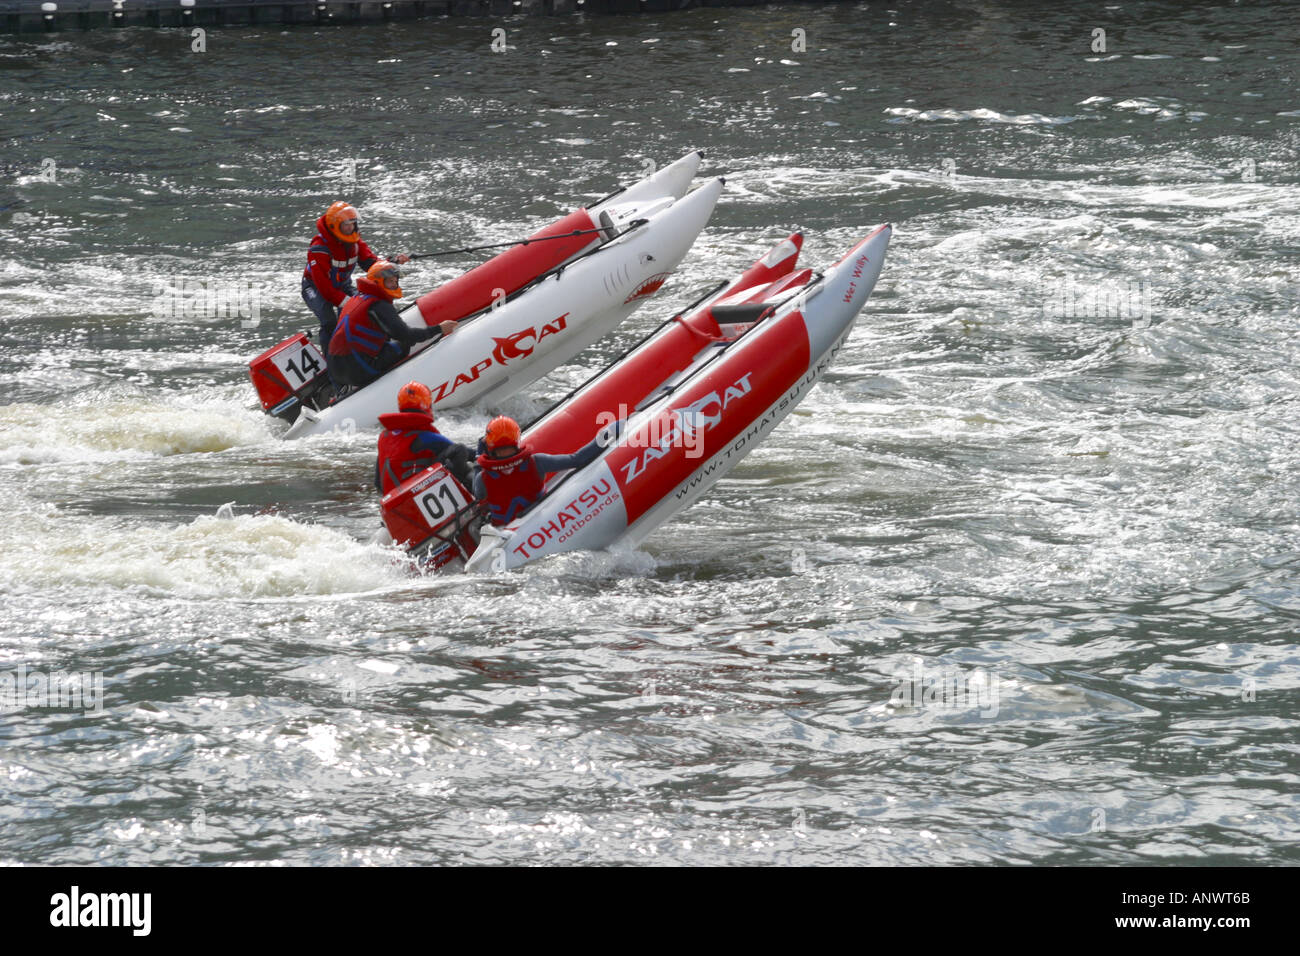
[624, 271, 672, 304]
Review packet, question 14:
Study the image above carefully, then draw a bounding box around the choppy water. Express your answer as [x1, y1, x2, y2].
[2, 2, 1299, 864]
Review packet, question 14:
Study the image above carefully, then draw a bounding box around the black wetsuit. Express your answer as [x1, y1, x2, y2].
[327, 296, 444, 389]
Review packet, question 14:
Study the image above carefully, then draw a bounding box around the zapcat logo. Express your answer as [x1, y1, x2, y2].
[432, 314, 569, 403]
[672, 390, 727, 434]
[620, 372, 755, 483]
[490, 313, 569, 365]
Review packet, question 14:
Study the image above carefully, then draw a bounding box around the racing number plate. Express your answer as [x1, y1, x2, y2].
[271, 340, 327, 390]
[415, 473, 473, 529]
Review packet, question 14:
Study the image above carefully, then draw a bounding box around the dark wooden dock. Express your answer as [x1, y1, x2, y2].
[3, 0, 810, 33]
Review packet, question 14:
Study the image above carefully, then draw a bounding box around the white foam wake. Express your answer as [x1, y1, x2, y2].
[0, 499, 406, 598]
[0, 391, 274, 464]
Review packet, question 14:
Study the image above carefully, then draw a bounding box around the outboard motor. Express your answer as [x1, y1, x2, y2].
[381, 464, 481, 572]
[248, 333, 333, 423]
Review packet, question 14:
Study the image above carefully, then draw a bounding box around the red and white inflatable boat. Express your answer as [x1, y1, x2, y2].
[379, 225, 892, 572]
[246, 151, 720, 439]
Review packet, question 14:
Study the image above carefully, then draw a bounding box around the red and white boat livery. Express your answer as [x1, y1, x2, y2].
[434, 224, 893, 571]
[246, 151, 721, 439]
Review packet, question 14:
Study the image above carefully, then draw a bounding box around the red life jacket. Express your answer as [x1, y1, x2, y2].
[376, 411, 443, 495]
[303, 217, 376, 299]
[329, 278, 390, 357]
[476, 445, 544, 525]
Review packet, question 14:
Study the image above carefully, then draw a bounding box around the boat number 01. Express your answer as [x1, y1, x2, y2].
[417, 477, 469, 528]
[273, 343, 326, 388]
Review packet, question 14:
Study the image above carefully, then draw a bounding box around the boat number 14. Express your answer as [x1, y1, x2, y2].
[273, 343, 326, 388]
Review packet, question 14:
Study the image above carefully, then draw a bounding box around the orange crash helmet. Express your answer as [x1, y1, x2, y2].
[484, 416, 521, 450]
[323, 201, 361, 244]
[398, 381, 432, 415]
[365, 260, 403, 299]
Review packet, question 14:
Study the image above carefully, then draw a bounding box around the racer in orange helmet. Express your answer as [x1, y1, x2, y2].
[323, 202, 362, 244]
[302, 201, 412, 347]
[327, 261, 457, 390]
[375, 381, 474, 494]
[472, 415, 617, 526]
[363, 260, 404, 299]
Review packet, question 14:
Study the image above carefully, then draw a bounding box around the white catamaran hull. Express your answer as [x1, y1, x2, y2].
[283, 156, 720, 440]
